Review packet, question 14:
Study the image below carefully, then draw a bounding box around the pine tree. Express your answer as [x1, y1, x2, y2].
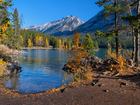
[94, 41, 99, 49]
[11, 8, 21, 49]
[95, 0, 128, 57]
[83, 34, 95, 56]
[121, 0, 139, 62]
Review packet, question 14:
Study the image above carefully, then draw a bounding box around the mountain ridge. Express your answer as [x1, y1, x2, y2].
[22, 7, 137, 37]
[22, 15, 84, 36]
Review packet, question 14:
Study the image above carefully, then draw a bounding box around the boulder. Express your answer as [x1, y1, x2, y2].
[126, 59, 134, 67]
[62, 55, 104, 73]
[2, 59, 22, 76]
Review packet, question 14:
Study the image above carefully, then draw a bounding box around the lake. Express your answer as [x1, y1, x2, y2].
[0, 48, 109, 93]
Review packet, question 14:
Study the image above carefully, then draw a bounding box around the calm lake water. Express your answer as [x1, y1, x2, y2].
[0, 48, 110, 93]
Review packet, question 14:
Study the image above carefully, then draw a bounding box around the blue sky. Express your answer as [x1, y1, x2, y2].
[11, 0, 103, 27]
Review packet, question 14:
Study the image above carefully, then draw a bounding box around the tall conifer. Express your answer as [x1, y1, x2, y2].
[95, 0, 128, 57]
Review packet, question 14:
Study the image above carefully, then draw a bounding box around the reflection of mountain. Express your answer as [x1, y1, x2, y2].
[19, 50, 68, 76]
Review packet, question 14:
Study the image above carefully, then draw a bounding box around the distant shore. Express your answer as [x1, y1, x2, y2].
[21, 46, 100, 51]
[21, 46, 59, 50]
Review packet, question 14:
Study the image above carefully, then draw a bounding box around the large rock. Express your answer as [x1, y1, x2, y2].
[2, 59, 22, 76]
[62, 55, 104, 73]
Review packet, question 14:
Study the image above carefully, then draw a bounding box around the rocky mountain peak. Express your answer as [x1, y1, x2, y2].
[22, 15, 84, 36]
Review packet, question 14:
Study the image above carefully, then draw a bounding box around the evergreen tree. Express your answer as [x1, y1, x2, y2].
[95, 0, 128, 57]
[121, 0, 139, 61]
[83, 34, 95, 56]
[94, 41, 99, 49]
[0, 0, 13, 44]
[0, 0, 13, 25]
[11, 8, 21, 49]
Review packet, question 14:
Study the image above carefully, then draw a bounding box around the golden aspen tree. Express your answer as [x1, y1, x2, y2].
[59, 39, 61, 49]
[34, 36, 39, 46]
[67, 31, 86, 73]
[106, 43, 134, 75]
[38, 36, 43, 46]
[0, 21, 10, 41]
[0, 59, 7, 76]
[20, 35, 23, 42]
[65, 45, 67, 49]
[28, 38, 32, 47]
[20, 35, 23, 43]
[46, 38, 49, 47]
[41, 42, 44, 47]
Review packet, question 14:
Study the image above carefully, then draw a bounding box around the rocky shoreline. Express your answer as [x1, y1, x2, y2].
[1, 58, 22, 77]
[63, 55, 138, 76]
[0, 45, 27, 55]
[0, 45, 26, 77]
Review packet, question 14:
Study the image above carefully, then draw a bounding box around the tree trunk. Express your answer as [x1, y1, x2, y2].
[127, 0, 136, 61]
[115, 0, 119, 58]
[135, 0, 140, 65]
[132, 27, 136, 61]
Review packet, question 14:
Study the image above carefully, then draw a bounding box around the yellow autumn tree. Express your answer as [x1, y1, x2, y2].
[46, 38, 49, 47]
[67, 31, 87, 81]
[106, 43, 134, 75]
[28, 38, 32, 47]
[34, 36, 39, 46]
[0, 21, 8, 76]
[0, 59, 7, 76]
[59, 39, 61, 49]
[20, 35, 23, 42]
[20, 35, 23, 46]
[0, 21, 10, 42]
[38, 36, 43, 46]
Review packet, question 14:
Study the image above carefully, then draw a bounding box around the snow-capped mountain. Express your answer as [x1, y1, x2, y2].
[22, 15, 84, 36]
[22, 7, 137, 37]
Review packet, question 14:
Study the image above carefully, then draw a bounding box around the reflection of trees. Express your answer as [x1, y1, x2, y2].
[19, 50, 69, 76]
[0, 74, 20, 90]
[27, 50, 31, 62]
[9, 74, 20, 89]
[59, 50, 61, 61]
[0, 76, 10, 86]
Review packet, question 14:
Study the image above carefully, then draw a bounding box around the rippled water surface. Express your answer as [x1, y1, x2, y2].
[1, 49, 109, 93]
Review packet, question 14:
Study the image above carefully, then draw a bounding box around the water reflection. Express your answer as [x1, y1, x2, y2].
[1, 49, 71, 93]
[7, 74, 20, 89]
[0, 49, 112, 93]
